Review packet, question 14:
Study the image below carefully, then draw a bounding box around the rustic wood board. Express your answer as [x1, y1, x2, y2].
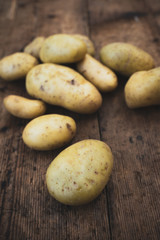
[0, 0, 160, 239]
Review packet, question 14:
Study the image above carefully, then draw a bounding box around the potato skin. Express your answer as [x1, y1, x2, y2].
[24, 36, 45, 59]
[46, 139, 113, 205]
[0, 52, 38, 81]
[40, 34, 87, 64]
[22, 114, 76, 150]
[125, 67, 160, 108]
[77, 54, 118, 92]
[26, 63, 102, 114]
[73, 34, 95, 56]
[100, 42, 155, 76]
[3, 95, 46, 119]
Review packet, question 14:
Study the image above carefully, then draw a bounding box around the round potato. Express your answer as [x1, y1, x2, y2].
[46, 139, 113, 205]
[100, 42, 155, 76]
[0, 52, 38, 81]
[73, 34, 95, 56]
[40, 34, 87, 64]
[24, 36, 45, 59]
[26, 63, 102, 114]
[3, 95, 46, 119]
[77, 54, 118, 92]
[125, 67, 160, 108]
[22, 114, 76, 150]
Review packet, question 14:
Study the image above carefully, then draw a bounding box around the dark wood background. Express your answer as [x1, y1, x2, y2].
[0, 0, 160, 239]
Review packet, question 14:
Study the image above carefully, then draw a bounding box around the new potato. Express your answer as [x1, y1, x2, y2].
[46, 139, 113, 205]
[22, 114, 76, 150]
[100, 42, 155, 76]
[3, 95, 46, 119]
[125, 67, 160, 108]
[40, 34, 87, 64]
[24, 36, 45, 59]
[77, 54, 118, 92]
[26, 63, 102, 114]
[0, 52, 38, 81]
[73, 34, 95, 56]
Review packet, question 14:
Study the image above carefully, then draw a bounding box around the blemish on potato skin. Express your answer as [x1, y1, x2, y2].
[94, 171, 98, 174]
[66, 123, 71, 129]
[40, 85, 45, 91]
[105, 163, 108, 170]
[66, 123, 74, 135]
[70, 79, 75, 85]
[67, 79, 80, 86]
[86, 178, 95, 184]
[84, 183, 88, 187]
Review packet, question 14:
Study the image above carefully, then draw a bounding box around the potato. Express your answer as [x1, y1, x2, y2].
[77, 54, 118, 92]
[3, 95, 46, 119]
[22, 114, 76, 150]
[46, 139, 113, 205]
[26, 63, 102, 114]
[24, 36, 45, 59]
[40, 34, 87, 64]
[125, 67, 160, 108]
[0, 52, 38, 81]
[73, 34, 95, 56]
[100, 42, 155, 76]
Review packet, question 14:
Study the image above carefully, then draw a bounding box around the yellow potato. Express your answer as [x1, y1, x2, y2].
[26, 63, 102, 114]
[100, 42, 155, 76]
[73, 34, 95, 56]
[40, 34, 87, 64]
[24, 36, 45, 59]
[0, 52, 38, 81]
[3, 95, 46, 119]
[46, 139, 113, 205]
[125, 67, 160, 108]
[22, 114, 76, 150]
[77, 54, 118, 92]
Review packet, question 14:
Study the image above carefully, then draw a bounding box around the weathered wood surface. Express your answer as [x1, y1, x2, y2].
[0, 0, 160, 239]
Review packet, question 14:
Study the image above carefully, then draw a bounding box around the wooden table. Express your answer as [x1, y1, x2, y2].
[0, 0, 160, 239]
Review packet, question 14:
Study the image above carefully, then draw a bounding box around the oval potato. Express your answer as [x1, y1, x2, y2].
[0, 52, 38, 81]
[24, 36, 45, 59]
[77, 54, 118, 92]
[100, 42, 155, 76]
[125, 67, 160, 108]
[46, 139, 113, 205]
[3, 95, 46, 119]
[26, 63, 102, 114]
[40, 34, 87, 64]
[22, 114, 76, 150]
[73, 34, 95, 56]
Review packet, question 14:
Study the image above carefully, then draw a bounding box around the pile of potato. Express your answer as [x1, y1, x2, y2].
[0, 33, 159, 205]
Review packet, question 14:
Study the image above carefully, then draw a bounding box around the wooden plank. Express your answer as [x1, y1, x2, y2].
[88, 0, 160, 239]
[0, 1, 37, 239]
[0, 0, 111, 240]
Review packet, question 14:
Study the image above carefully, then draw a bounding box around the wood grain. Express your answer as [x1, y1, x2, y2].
[0, 0, 160, 240]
